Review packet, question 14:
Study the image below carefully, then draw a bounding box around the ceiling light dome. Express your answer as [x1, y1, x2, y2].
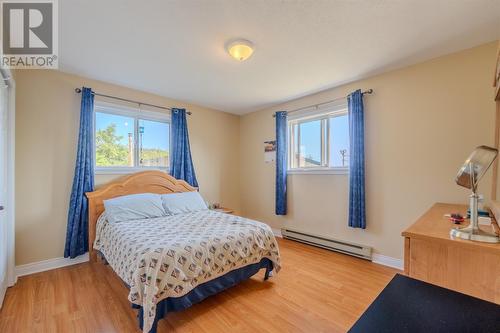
[226, 39, 254, 61]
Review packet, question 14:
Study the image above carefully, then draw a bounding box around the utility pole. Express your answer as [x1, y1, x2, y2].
[340, 149, 348, 167]
[128, 133, 134, 166]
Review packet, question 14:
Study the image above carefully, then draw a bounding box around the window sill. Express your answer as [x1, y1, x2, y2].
[287, 168, 349, 175]
[95, 167, 169, 175]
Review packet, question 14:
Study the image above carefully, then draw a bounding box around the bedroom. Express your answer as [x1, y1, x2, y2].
[0, 0, 499, 332]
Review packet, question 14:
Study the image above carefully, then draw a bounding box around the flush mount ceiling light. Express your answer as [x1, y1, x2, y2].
[226, 39, 254, 61]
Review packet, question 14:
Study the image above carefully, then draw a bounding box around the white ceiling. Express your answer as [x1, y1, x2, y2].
[60, 0, 500, 114]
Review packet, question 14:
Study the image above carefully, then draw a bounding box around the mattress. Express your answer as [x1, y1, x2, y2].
[94, 209, 281, 332]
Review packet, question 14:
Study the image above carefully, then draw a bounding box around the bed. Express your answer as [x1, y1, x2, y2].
[86, 171, 281, 333]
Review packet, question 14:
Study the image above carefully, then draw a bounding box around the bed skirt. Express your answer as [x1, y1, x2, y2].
[131, 258, 275, 333]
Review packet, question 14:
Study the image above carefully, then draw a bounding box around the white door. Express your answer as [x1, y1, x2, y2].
[0, 81, 8, 307]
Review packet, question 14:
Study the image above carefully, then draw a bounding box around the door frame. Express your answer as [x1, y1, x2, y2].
[0, 67, 15, 287]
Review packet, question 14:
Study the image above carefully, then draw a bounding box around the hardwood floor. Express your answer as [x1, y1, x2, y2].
[0, 239, 397, 332]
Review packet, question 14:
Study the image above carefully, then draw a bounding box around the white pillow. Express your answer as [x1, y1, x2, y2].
[103, 193, 167, 223]
[161, 192, 208, 215]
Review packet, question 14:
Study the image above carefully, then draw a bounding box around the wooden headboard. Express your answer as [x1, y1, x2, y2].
[86, 171, 197, 261]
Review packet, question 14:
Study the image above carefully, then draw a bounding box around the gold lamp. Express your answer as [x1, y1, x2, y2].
[226, 39, 254, 61]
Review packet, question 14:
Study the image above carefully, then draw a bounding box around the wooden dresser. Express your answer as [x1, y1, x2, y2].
[402, 203, 500, 304]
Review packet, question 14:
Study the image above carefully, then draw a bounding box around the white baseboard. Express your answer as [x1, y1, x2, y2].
[15, 253, 90, 278]
[13, 243, 401, 280]
[271, 228, 282, 238]
[372, 253, 403, 271]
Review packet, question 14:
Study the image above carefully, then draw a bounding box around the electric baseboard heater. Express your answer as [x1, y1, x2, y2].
[281, 228, 372, 260]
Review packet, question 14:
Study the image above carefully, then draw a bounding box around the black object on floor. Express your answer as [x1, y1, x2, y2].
[348, 273, 500, 333]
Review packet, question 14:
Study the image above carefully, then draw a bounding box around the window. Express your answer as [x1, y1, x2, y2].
[288, 105, 349, 174]
[94, 103, 170, 173]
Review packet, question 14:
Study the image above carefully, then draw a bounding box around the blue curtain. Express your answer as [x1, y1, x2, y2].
[275, 111, 288, 215]
[170, 108, 198, 187]
[64, 87, 95, 258]
[348, 90, 366, 229]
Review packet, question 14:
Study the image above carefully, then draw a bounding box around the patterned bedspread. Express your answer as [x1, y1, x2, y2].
[94, 210, 281, 333]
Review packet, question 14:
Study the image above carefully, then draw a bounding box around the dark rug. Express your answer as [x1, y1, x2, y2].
[348, 273, 500, 333]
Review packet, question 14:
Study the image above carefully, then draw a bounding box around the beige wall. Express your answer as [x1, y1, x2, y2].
[15, 70, 241, 265]
[15, 42, 498, 265]
[239, 42, 498, 260]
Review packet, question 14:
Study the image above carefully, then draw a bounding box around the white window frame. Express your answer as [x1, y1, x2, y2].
[287, 100, 349, 175]
[93, 101, 171, 175]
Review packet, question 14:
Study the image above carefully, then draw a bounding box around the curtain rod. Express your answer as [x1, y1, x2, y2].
[272, 89, 373, 117]
[74, 88, 192, 115]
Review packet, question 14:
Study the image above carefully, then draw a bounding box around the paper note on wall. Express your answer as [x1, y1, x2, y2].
[264, 140, 276, 163]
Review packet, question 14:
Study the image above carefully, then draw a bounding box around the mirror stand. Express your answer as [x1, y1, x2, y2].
[451, 161, 499, 243]
[450, 192, 500, 243]
[451, 160, 500, 243]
